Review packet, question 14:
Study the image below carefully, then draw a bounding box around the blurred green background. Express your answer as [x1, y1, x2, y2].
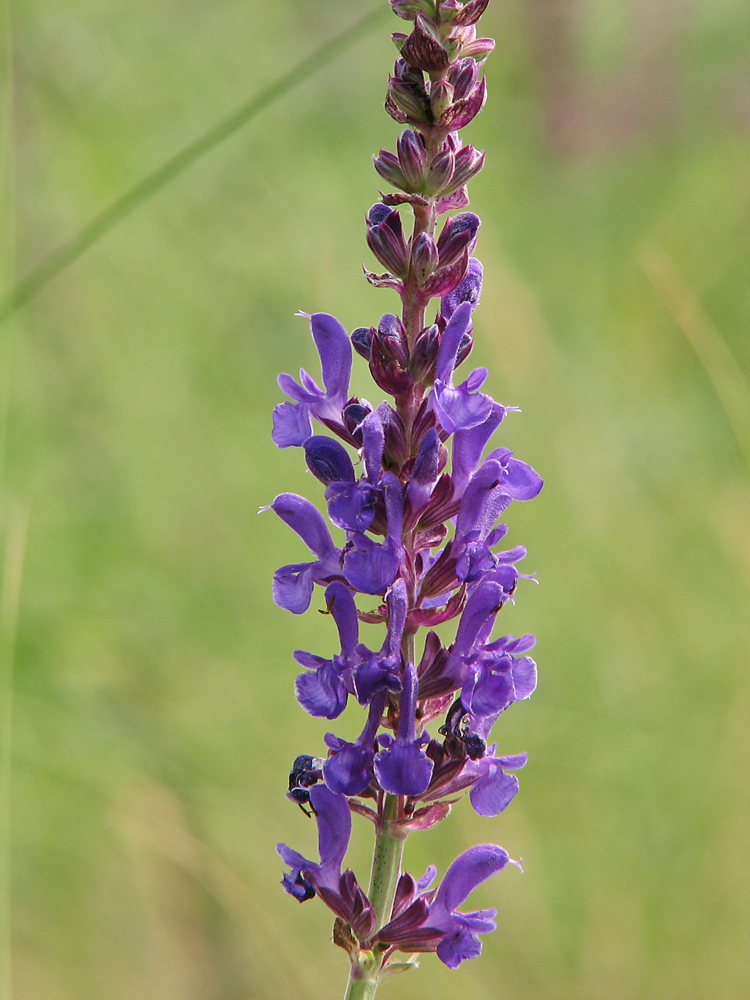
[2, 0, 750, 997]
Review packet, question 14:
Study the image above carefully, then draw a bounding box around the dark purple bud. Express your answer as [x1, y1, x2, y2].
[367, 220, 409, 277]
[304, 436, 356, 486]
[369, 315, 413, 395]
[448, 57, 480, 99]
[407, 427, 441, 512]
[452, 0, 490, 27]
[437, 212, 480, 267]
[448, 146, 485, 192]
[377, 314, 409, 368]
[390, 0, 431, 20]
[455, 331, 474, 369]
[368, 203, 393, 227]
[410, 324, 440, 382]
[373, 150, 409, 192]
[401, 15, 451, 73]
[421, 251, 469, 299]
[430, 79, 454, 120]
[411, 232, 439, 284]
[343, 402, 371, 441]
[425, 146, 455, 197]
[386, 79, 430, 125]
[379, 403, 409, 470]
[441, 257, 483, 319]
[440, 77, 486, 130]
[351, 327, 373, 361]
[461, 36, 495, 62]
[397, 130, 427, 189]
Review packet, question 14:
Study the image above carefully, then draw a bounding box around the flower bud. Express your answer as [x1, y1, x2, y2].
[351, 327, 374, 361]
[410, 324, 440, 382]
[373, 150, 409, 192]
[425, 145, 455, 196]
[386, 79, 430, 125]
[452, 0, 490, 26]
[401, 15, 451, 73]
[367, 207, 409, 277]
[430, 80, 454, 121]
[370, 320, 413, 394]
[436, 212, 480, 267]
[412, 232, 439, 284]
[397, 130, 427, 190]
[440, 77, 486, 130]
[448, 145, 485, 191]
[448, 57, 479, 100]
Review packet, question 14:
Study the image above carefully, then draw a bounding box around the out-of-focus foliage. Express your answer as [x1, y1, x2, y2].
[2, 1, 749, 997]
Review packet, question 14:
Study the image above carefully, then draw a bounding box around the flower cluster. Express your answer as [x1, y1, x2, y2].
[268, 0, 541, 989]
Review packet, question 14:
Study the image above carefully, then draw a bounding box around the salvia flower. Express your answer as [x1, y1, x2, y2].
[269, 1, 542, 994]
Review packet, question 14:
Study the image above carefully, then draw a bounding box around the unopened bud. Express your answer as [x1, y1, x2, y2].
[410, 324, 440, 382]
[452, 0, 490, 27]
[401, 15, 451, 73]
[436, 211, 480, 267]
[448, 145, 485, 191]
[440, 77, 486, 130]
[449, 57, 479, 100]
[373, 150, 409, 192]
[430, 79, 454, 120]
[351, 327, 374, 361]
[386, 79, 430, 125]
[397, 130, 427, 190]
[425, 146, 455, 196]
[367, 207, 409, 277]
[411, 232, 439, 284]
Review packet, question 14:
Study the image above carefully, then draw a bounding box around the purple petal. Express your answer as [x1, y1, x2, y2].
[374, 740, 434, 796]
[310, 313, 352, 404]
[435, 301, 473, 383]
[361, 409, 385, 483]
[469, 762, 520, 817]
[455, 460, 511, 541]
[326, 481, 378, 533]
[309, 784, 351, 878]
[295, 661, 348, 718]
[436, 925, 483, 968]
[272, 401, 312, 448]
[433, 381, 493, 434]
[323, 742, 374, 796]
[343, 536, 401, 595]
[326, 581, 360, 659]
[271, 494, 337, 561]
[503, 458, 543, 500]
[304, 436, 355, 485]
[435, 844, 511, 913]
[451, 403, 505, 494]
[273, 562, 314, 614]
[511, 656, 537, 700]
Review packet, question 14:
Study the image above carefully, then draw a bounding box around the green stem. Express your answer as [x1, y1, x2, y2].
[367, 794, 406, 928]
[342, 795, 406, 1000]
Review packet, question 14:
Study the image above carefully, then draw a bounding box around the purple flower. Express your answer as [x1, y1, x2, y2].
[272, 313, 352, 447]
[468, 749, 527, 817]
[431, 301, 494, 434]
[460, 631, 537, 734]
[323, 690, 386, 796]
[325, 409, 384, 533]
[343, 473, 404, 595]
[277, 783, 351, 901]
[293, 581, 360, 719]
[268, 494, 342, 614]
[376, 844, 516, 967]
[352, 578, 407, 704]
[374, 663, 434, 796]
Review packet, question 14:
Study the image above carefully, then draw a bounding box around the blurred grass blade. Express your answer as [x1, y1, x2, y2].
[0, 505, 29, 1000]
[0, 4, 388, 327]
[640, 241, 750, 470]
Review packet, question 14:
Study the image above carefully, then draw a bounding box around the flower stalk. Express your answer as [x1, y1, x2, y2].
[268, 2, 542, 995]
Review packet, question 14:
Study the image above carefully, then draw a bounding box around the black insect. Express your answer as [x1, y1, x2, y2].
[287, 754, 323, 816]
